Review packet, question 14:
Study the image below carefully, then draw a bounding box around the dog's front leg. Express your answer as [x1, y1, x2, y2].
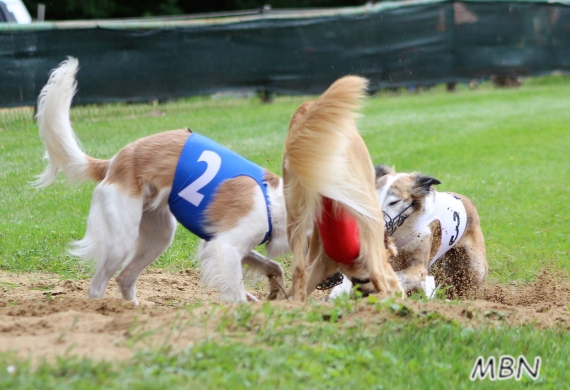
[394, 242, 432, 294]
[395, 264, 429, 293]
[198, 239, 249, 302]
[242, 251, 285, 300]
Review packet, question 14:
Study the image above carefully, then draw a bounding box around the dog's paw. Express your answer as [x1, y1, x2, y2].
[421, 276, 436, 298]
[246, 292, 259, 302]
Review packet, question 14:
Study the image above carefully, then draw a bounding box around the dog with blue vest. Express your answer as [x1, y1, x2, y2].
[34, 58, 289, 303]
[328, 165, 488, 300]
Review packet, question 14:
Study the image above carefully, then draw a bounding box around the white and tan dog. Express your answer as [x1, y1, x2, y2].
[282, 76, 403, 301]
[34, 58, 289, 303]
[330, 165, 487, 299]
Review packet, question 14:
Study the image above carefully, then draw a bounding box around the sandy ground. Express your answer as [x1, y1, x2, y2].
[1, 269, 569, 363]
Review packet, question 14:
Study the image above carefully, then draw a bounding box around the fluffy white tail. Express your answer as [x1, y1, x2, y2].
[34, 57, 106, 187]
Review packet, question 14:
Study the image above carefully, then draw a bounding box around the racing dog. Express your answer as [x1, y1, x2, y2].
[34, 58, 288, 304]
[282, 75, 404, 301]
[330, 165, 487, 299]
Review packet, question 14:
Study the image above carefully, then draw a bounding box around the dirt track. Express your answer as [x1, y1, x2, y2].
[1, 269, 569, 363]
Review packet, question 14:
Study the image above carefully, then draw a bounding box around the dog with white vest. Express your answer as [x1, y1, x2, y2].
[329, 165, 487, 299]
[34, 58, 289, 304]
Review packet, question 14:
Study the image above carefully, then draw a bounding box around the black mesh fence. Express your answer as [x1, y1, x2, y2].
[1, 1, 570, 108]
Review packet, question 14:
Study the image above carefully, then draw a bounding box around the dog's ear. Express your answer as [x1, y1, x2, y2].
[375, 164, 394, 180]
[412, 174, 441, 197]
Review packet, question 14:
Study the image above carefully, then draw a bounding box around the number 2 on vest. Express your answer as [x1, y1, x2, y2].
[178, 150, 222, 207]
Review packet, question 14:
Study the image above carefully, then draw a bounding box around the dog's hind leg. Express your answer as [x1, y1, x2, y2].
[301, 228, 338, 297]
[115, 207, 177, 304]
[465, 224, 487, 284]
[458, 231, 488, 298]
[435, 227, 487, 299]
[71, 183, 143, 299]
[289, 231, 309, 301]
[305, 255, 339, 297]
[242, 251, 285, 300]
[286, 203, 313, 302]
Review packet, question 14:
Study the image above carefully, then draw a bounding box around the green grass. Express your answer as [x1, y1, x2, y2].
[1, 298, 568, 388]
[1, 78, 570, 387]
[1, 81, 568, 282]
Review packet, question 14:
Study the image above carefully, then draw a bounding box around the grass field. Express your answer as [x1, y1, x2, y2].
[1, 78, 569, 388]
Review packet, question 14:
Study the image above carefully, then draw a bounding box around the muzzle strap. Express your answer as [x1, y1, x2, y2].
[383, 201, 415, 236]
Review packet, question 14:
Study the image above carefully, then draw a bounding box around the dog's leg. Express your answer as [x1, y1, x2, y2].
[305, 255, 339, 297]
[458, 231, 488, 297]
[466, 225, 487, 282]
[242, 251, 285, 300]
[359, 219, 403, 296]
[115, 208, 177, 304]
[392, 236, 433, 294]
[72, 183, 143, 299]
[302, 228, 339, 297]
[289, 226, 313, 302]
[288, 227, 338, 298]
[395, 264, 429, 293]
[198, 237, 251, 302]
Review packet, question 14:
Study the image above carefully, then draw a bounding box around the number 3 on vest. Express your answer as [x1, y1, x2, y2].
[178, 150, 222, 207]
[449, 211, 460, 246]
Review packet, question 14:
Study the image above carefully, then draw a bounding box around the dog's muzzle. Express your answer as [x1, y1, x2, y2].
[383, 201, 415, 236]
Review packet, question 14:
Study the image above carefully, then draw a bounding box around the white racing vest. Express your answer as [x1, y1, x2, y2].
[400, 191, 467, 269]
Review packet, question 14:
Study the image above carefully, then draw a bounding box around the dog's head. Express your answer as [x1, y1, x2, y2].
[375, 164, 441, 235]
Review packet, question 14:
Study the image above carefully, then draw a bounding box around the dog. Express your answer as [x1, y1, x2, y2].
[34, 58, 289, 303]
[329, 165, 487, 299]
[282, 75, 404, 301]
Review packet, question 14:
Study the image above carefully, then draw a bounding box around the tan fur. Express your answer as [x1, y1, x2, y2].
[263, 169, 281, 190]
[283, 76, 403, 301]
[205, 176, 256, 232]
[86, 157, 109, 182]
[104, 130, 190, 197]
[378, 173, 432, 214]
[385, 234, 399, 259]
[379, 173, 487, 298]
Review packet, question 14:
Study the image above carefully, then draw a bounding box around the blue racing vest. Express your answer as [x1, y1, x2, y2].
[168, 132, 272, 244]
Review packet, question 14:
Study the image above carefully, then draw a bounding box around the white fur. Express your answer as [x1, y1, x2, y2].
[70, 182, 144, 298]
[34, 57, 89, 187]
[264, 179, 290, 259]
[35, 57, 289, 304]
[327, 276, 354, 300]
[198, 187, 270, 302]
[376, 173, 405, 214]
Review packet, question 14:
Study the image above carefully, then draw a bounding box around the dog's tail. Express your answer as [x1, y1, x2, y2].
[284, 75, 375, 219]
[34, 57, 108, 188]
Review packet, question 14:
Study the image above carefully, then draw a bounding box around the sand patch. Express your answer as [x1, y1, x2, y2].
[1, 269, 569, 363]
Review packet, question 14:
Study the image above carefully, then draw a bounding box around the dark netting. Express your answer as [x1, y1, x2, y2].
[1, 1, 570, 107]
